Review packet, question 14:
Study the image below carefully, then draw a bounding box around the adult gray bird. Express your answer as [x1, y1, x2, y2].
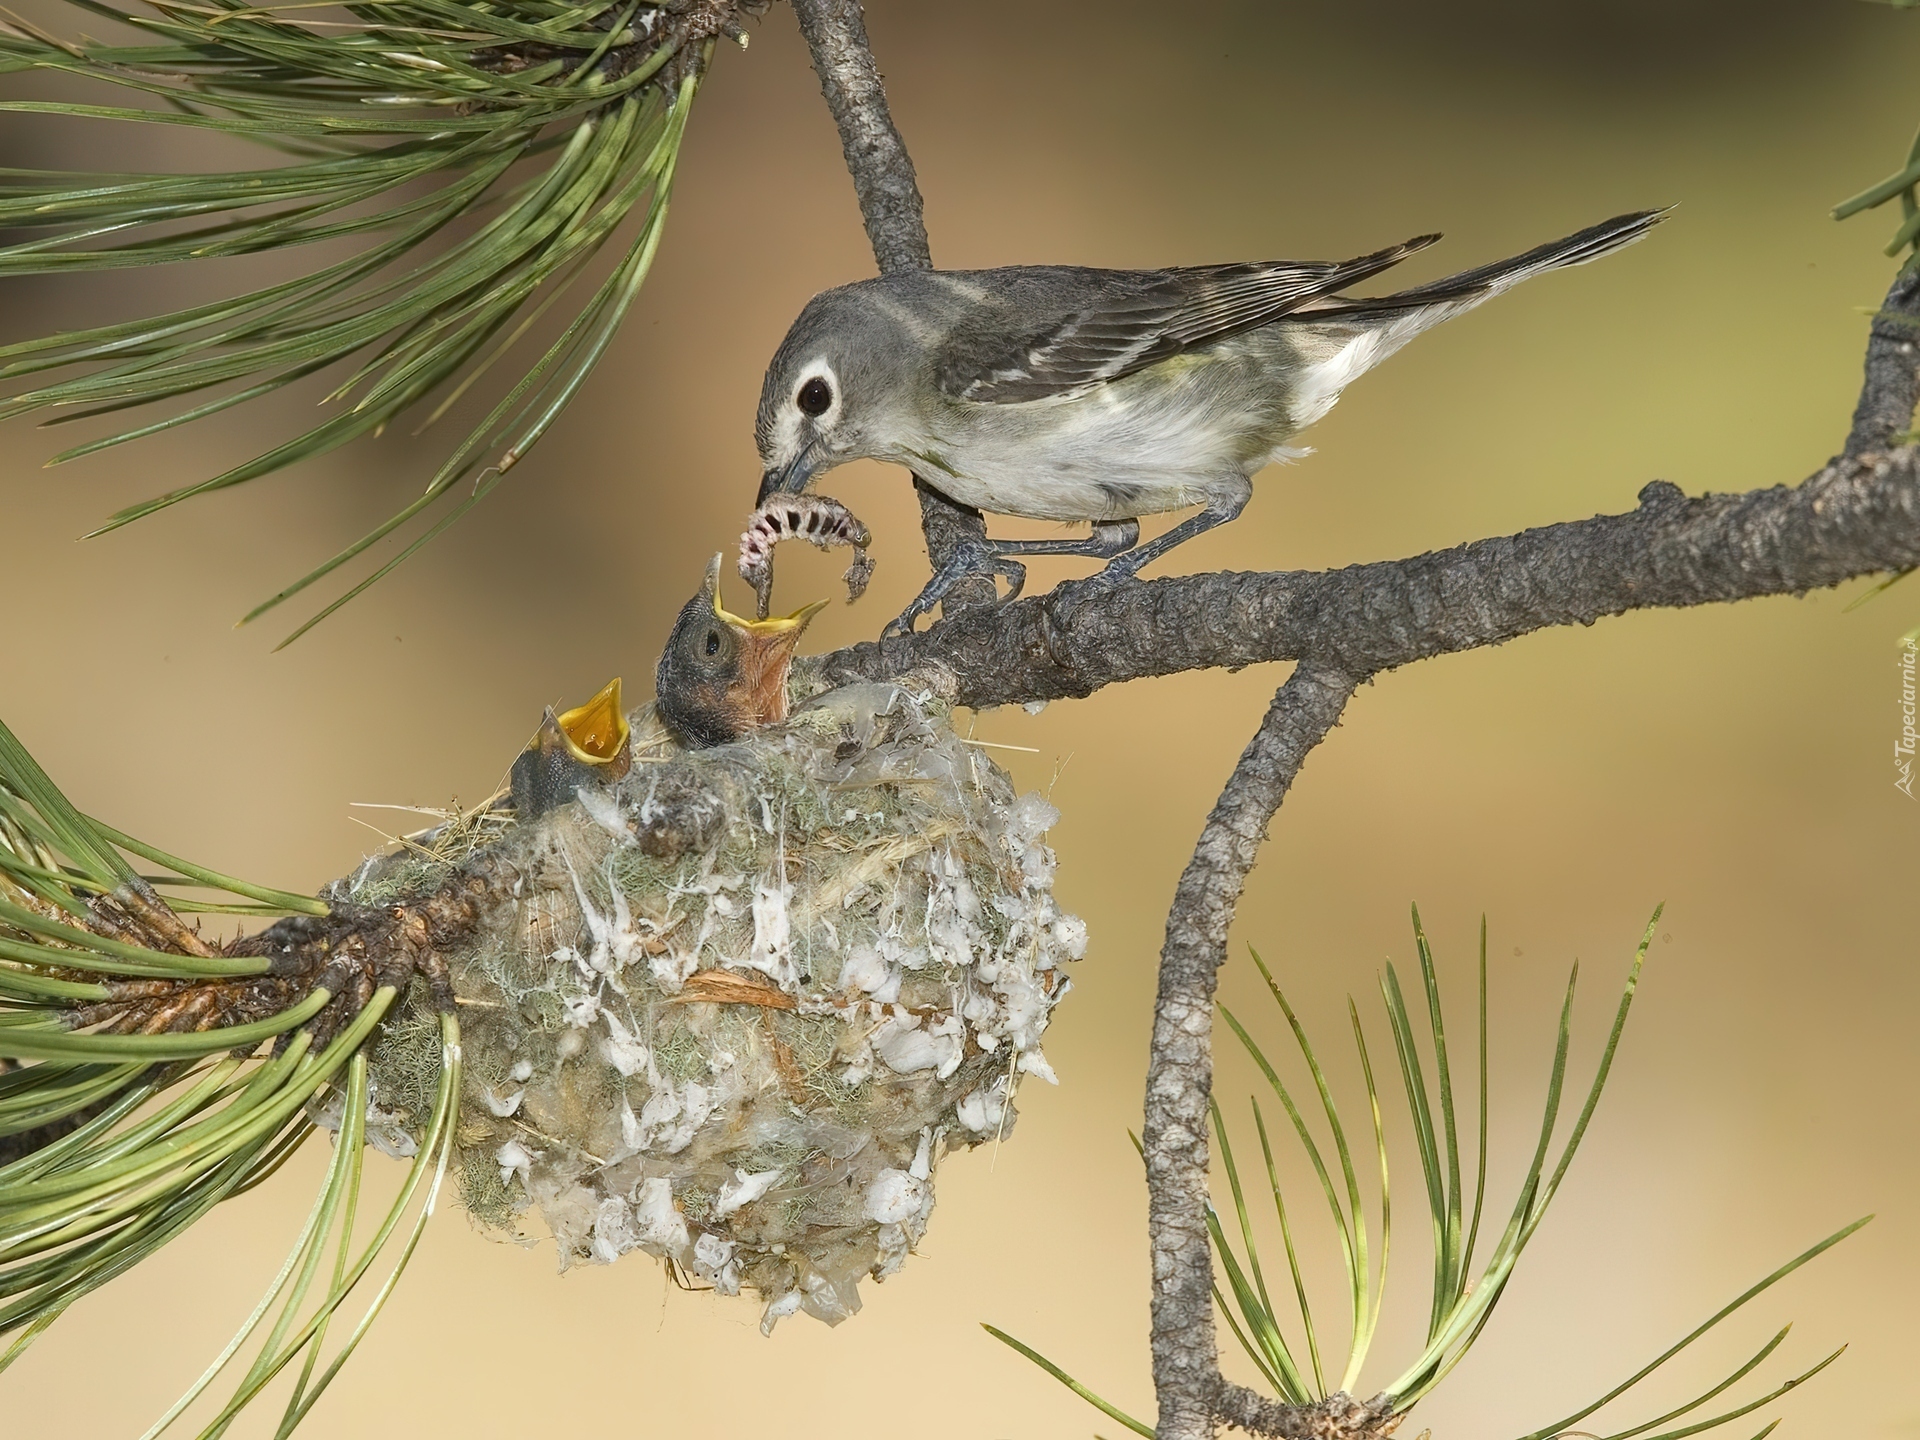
[755, 208, 1666, 632]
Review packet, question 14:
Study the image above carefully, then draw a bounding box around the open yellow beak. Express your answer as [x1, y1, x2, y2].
[552, 676, 631, 768]
[512, 675, 633, 820]
[705, 553, 829, 637]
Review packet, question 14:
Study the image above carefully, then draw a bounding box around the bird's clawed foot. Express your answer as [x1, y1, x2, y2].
[884, 539, 1029, 637]
[1064, 549, 1151, 597]
[883, 519, 1144, 637]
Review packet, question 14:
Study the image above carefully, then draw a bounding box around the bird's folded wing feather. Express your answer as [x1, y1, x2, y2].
[937, 235, 1440, 404]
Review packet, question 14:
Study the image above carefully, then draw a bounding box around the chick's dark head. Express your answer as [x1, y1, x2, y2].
[656, 554, 827, 749]
[509, 676, 632, 821]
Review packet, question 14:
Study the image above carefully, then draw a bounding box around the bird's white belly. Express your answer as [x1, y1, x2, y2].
[915, 371, 1282, 522]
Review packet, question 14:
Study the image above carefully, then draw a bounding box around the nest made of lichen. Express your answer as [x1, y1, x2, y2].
[336, 679, 1082, 1331]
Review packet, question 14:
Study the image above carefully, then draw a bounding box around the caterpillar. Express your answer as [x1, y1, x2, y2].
[737, 493, 875, 619]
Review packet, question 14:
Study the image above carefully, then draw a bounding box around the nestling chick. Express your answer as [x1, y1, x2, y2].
[510, 677, 633, 820]
[656, 555, 827, 749]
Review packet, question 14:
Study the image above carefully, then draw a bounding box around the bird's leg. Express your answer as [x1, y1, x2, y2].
[884, 520, 1140, 636]
[1077, 491, 1250, 589]
[992, 518, 1142, 563]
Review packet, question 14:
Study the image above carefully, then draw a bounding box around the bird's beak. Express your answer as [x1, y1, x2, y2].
[756, 439, 821, 506]
[706, 553, 830, 640]
[510, 676, 632, 820]
[706, 554, 828, 729]
[552, 676, 632, 771]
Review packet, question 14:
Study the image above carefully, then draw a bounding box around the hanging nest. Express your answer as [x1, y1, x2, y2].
[331, 674, 1083, 1331]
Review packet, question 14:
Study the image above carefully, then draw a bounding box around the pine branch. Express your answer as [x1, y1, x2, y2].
[787, 0, 996, 615]
[0, 0, 744, 641]
[1142, 664, 1362, 1440]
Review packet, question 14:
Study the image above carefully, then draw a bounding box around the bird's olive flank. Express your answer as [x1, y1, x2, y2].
[905, 447, 962, 478]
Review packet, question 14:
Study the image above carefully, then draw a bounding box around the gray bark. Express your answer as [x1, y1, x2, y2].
[1845, 266, 1920, 454]
[786, 0, 928, 274]
[788, 0, 996, 612]
[816, 452, 1920, 710]
[1143, 665, 1361, 1439]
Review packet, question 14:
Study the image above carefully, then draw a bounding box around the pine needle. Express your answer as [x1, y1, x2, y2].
[991, 910, 1863, 1440]
[1, 0, 709, 638]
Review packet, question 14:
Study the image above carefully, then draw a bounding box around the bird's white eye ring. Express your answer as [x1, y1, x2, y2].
[797, 375, 833, 416]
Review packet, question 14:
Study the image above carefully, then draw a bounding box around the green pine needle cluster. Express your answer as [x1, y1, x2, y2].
[990, 910, 1865, 1438]
[1834, 127, 1920, 260]
[0, 713, 458, 1436]
[0, 0, 701, 642]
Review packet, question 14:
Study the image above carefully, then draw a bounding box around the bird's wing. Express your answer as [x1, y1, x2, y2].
[935, 236, 1440, 404]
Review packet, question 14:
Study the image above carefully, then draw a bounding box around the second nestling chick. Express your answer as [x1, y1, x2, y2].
[656, 554, 827, 749]
[509, 676, 633, 821]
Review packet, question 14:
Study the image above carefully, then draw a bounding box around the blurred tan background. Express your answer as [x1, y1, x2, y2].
[4, 0, 1918, 1434]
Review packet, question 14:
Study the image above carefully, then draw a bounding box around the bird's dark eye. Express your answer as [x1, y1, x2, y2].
[796, 376, 833, 416]
[704, 630, 722, 657]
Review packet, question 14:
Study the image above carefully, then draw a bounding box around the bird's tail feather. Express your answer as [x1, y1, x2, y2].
[1304, 208, 1669, 318]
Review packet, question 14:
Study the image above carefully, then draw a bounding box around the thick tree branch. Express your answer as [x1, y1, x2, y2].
[816, 449, 1920, 709]
[1144, 665, 1361, 1440]
[786, 0, 995, 613]
[811, 275, 1920, 714]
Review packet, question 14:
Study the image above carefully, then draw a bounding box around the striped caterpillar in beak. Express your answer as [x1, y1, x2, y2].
[738, 492, 874, 620]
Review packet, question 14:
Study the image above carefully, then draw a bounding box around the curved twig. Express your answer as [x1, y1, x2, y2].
[785, 0, 928, 275]
[1143, 664, 1364, 1439]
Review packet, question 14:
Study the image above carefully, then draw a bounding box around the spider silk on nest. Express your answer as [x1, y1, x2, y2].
[323, 675, 1083, 1333]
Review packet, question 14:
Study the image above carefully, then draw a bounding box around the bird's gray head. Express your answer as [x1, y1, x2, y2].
[756, 281, 925, 505]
